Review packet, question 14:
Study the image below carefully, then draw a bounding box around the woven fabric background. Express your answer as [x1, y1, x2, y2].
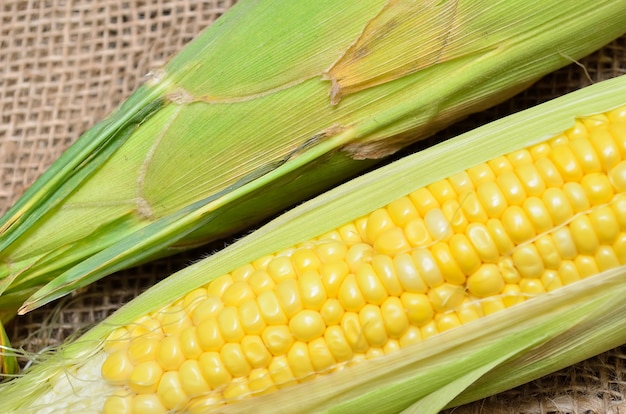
[1, 1, 625, 412]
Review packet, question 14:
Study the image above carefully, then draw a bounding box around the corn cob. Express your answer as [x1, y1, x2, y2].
[2, 74, 626, 414]
[1, 0, 625, 330]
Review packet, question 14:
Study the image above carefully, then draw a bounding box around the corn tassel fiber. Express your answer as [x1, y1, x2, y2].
[0, 73, 626, 414]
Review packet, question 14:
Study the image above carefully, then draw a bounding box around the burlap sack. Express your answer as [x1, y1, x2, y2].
[1, 1, 625, 412]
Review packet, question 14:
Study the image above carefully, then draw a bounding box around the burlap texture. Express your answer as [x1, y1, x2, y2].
[1, 1, 625, 412]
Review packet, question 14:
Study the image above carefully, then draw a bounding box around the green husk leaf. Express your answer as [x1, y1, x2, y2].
[1, 0, 625, 319]
[1, 73, 626, 413]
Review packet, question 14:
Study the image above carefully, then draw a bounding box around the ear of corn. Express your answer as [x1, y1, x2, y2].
[1, 74, 626, 413]
[1, 0, 626, 325]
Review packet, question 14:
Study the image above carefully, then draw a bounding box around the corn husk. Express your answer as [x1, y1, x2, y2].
[1, 72, 625, 414]
[1, 1, 626, 324]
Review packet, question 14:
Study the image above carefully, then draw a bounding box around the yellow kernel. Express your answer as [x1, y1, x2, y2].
[324, 325, 354, 362]
[565, 121, 587, 140]
[429, 179, 457, 204]
[512, 244, 545, 278]
[550, 145, 583, 182]
[218, 306, 245, 343]
[374, 226, 411, 255]
[127, 336, 159, 365]
[223, 378, 251, 402]
[129, 360, 163, 394]
[178, 360, 211, 397]
[383, 339, 401, 355]
[103, 328, 130, 353]
[456, 301, 483, 323]
[103, 391, 132, 414]
[253, 255, 274, 271]
[499, 257, 521, 284]
[615, 234, 626, 264]
[345, 243, 374, 273]
[241, 335, 272, 368]
[231, 264, 255, 282]
[427, 283, 465, 313]
[401, 292, 434, 326]
[442, 199, 468, 233]
[267, 256, 297, 283]
[608, 107, 626, 123]
[315, 240, 348, 263]
[535, 157, 564, 187]
[365, 208, 396, 243]
[196, 318, 224, 352]
[507, 149, 533, 167]
[574, 255, 599, 278]
[570, 137, 601, 173]
[298, 270, 327, 310]
[320, 260, 350, 298]
[581, 173, 614, 205]
[523, 197, 554, 234]
[291, 249, 321, 275]
[589, 206, 620, 244]
[268, 355, 297, 388]
[190, 296, 222, 326]
[488, 156, 514, 175]
[275, 279, 303, 318]
[198, 352, 232, 390]
[365, 347, 385, 360]
[589, 126, 621, 172]
[338, 223, 363, 244]
[157, 335, 185, 371]
[238, 299, 266, 335]
[394, 253, 428, 293]
[356, 263, 388, 305]
[570, 215, 600, 255]
[529, 142, 551, 160]
[132, 394, 167, 414]
[467, 163, 496, 186]
[534, 235, 562, 269]
[400, 325, 423, 346]
[290, 310, 326, 342]
[563, 182, 590, 213]
[261, 325, 294, 356]
[459, 191, 489, 223]
[486, 218, 515, 255]
[435, 312, 462, 332]
[182, 288, 208, 315]
[450, 232, 482, 274]
[541, 270, 563, 292]
[308, 338, 336, 373]
[157, 371, 188, 410]
[477, 181, 508, 218]
[480, 297, 506, 316]
[552, 227, 578, 260]
[320, 298, 345, 326]
[448, 171, 475, 194]
[609, 161, 626, 192]
[559, 261, 581, 286]
[338, 274, 366, 312]
[248, 367, 277, 395]
[101, 350, 134, 385]
[404, 217, 433, 247]
[497, 171, 527, 206]
[424, 208, 453, 241]
[160, 305, 192, 337]
[387, 196, 420, 227]
[467, 264, 504, 298]
[515, 164, 546, 196]
[207, 274, 234, 297]
[359, 304, 388, 347]
[411, 249, 444, 288]
[222, 281, 256, 307]
[519, 278, 546, 295]
[430, 242, 465, 285]
[409, 187, 440, 216]
[371, 255, 403, 296]
[221, 343, 252, 378]
[256, 290, 288, 325]
[248, 270, 276, 296]
[595, 245, 620, 272]
[501, 284, 525, 307]
[380, 296, 409, 338]
[419, 321, 438, 340]
[341, 312, 369, 353]
[502, 205, 536, 244]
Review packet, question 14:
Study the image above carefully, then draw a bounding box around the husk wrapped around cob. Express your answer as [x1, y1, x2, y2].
[1, 0, 625, 328]
[0, 73, 625, 413]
